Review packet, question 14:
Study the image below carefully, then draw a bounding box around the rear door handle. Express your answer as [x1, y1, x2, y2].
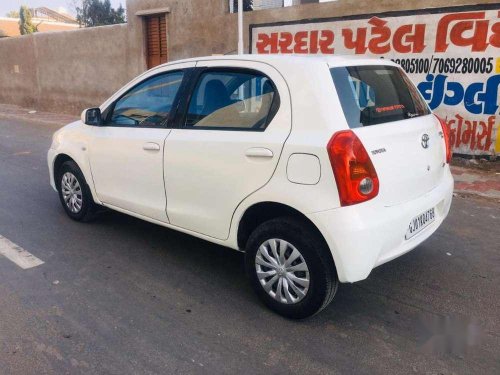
[245, 147, 274, 158]
[143, 142, 161, 151]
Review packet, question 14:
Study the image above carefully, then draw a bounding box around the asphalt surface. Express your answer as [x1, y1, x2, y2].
[0, 117, 499, 375]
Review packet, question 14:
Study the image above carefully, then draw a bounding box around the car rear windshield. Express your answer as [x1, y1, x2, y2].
[330, 65, 430, 128]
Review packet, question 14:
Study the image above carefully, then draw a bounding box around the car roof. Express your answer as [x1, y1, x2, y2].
[159, 54, 398, 70]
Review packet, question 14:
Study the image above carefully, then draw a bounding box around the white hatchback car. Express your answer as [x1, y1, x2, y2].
[48, 55, 453, 318]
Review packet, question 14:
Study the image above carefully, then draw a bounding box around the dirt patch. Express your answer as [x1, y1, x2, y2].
[451, 156, 500, 173]
[453, 192, 500, 205]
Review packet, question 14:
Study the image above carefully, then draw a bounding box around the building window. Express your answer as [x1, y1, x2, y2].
[145, 14, 167, 69]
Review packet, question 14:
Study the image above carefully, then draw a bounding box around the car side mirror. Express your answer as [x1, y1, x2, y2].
[81, 107, 102, 126]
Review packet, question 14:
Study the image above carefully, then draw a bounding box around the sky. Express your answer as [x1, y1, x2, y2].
[0, 0, 125, 17]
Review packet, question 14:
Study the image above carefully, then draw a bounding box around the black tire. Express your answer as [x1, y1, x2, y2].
[245, 217, 338, 319]
[56, 160, 97, 222]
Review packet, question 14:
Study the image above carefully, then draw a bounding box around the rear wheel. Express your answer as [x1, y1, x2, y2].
[57, 161, 97, 222]
[245, 217, 338, 319]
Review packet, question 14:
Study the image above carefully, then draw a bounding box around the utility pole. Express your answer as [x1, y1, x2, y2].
[238, 0, 244, 55]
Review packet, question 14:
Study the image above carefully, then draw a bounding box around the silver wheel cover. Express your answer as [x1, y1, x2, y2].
[255, 239, 310, 304]
[61, 172, 83, 214]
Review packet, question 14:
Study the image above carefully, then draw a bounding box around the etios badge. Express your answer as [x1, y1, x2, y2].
[421, 134, 430, 149]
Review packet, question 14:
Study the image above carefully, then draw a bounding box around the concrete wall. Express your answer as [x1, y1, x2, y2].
[0, 36, 38, 109]
[0, 0, 498, 115]
[0, 23, 137, 114]
[126, 0, 234, 66]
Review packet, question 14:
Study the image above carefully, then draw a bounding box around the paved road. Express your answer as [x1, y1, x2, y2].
[0, 118, 499, 375]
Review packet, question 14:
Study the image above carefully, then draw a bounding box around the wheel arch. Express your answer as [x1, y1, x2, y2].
[53, 153, 75, 190]
[237, 201, 336, 270]
[52, 152, 99, 204]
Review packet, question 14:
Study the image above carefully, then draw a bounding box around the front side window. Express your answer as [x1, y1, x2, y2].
[330, 65, 430, 128]
[185, 70, 277, 130]
[108, 71, 184, 127]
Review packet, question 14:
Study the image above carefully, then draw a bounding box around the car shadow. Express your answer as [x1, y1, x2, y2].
[90, 208, 440, 327]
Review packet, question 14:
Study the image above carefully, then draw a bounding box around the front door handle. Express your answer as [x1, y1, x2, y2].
[245, 147, 274, 158]
[143, 142, 160, 151]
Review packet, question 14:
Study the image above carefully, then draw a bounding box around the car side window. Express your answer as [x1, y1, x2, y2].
[107, 71, 184, 127]
[185, 70, 277, 130]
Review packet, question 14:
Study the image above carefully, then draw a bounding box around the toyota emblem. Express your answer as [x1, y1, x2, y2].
[421, 134, 430, 149]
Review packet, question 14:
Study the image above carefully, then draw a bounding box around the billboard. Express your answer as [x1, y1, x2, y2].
[250, 4, 500, 156]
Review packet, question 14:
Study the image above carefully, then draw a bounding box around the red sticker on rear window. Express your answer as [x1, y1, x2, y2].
[375, 104, 405, 113]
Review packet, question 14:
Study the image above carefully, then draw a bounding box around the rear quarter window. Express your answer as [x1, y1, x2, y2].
[330, 65, 430, 128]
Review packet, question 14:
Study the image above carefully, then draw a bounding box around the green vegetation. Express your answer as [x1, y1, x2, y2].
[19, 6, 37, 35]
[6, 10, 20, 18]
[76, 0, 126, 27]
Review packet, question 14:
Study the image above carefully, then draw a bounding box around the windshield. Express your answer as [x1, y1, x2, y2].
[330, 65, 430, 128]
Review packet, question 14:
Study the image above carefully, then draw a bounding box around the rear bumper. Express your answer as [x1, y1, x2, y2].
[307, 168, 454, 283]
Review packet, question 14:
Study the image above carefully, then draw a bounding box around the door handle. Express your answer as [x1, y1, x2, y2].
[245, 147, 274, 158]
[143, 142, 160, 151]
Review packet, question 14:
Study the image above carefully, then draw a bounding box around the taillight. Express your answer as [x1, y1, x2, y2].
[327, 130, 379, 206]
[435, 115, 452, 163]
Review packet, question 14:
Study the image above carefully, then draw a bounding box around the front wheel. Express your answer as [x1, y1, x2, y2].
[245, 217, 338, 319]
[57, 160, 97, 222]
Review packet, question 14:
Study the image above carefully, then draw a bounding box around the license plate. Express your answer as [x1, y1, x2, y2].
[405, 207, 436, 240]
